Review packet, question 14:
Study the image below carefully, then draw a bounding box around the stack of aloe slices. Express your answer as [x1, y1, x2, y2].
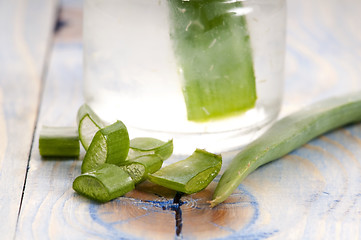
[39, 1, 256, 202]
[168, 0, 256, 121]
[39, 104, 222, 203]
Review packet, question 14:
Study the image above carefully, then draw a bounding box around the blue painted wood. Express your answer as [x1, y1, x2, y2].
[14, 0, 361, 239]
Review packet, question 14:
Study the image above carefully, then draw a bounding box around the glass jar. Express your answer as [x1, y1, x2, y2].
[83, 0, 286, 154]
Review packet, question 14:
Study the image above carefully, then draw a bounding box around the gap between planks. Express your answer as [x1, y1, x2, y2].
[14, 1, 61, 235]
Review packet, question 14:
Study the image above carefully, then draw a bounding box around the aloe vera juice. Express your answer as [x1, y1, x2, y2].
[83, 0, 286, 153]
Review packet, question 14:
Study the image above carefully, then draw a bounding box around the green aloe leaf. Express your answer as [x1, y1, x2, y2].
[39, 126, 79, 158]
[121, 154, 163, 184]
[73, 163, 134, 202]
[148, 149, 222, 194]
[127, 137, 173, 161]
[81, 120, 129, 173]
[77, 104, 106, 151]
[168, 0, 256, 121]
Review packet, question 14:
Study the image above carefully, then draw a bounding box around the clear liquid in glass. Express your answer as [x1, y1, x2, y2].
[83, 0, 286, 154]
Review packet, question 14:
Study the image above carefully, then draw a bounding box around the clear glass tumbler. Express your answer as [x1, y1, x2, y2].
[83, 0, 286, 154]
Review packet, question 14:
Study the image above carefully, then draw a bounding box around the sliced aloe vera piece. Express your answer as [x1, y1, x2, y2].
[77, 104, 106, 151]
[121, 154, 163, 184]
[127, 137, 173, 161]
[167, 0, 256, 121]
[39, 126, 79, 158]
[148, 149, 222, 194]
[73, 163, 135, 202]
[81, 120, 129, 173]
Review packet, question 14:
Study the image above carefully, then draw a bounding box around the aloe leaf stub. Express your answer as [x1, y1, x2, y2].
[121, 155, 163, 184]
[81, 120, 129, 173]
[77, 104, 106, 151]
[39, 126, 80, 158]
[73, 164, 135, 202]
[167, 0, 256, 121]
[148, 149, 222, 194]
[127, 137, 173, 161]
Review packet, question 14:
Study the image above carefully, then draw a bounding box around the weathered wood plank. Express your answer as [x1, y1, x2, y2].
[16, 0, 361, 239]
[282, 0, 361, 116]
[15, 2, 85, 239]
[0, 0, 57, 239]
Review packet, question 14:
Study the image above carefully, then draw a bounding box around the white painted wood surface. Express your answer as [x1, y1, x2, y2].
[0, 0, 57, 239]
[283, 0, 361, 115]
[1, 0, 361, 239]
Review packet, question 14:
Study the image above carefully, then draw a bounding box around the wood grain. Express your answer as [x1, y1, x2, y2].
[15, 2, 84, 239]
[0, 0, 57, 239]
[14, 0, 361, 239]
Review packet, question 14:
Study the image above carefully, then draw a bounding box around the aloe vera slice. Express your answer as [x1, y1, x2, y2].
[81, 120, 129, 173]
[73, 163, 134, 202]
[210, 91, 361, 207]
[167, 0, 256, 121]
[39, 126, 79, 158]
[148, 149, 222, 194]
[121, 154, 163, 184]
[77, 104, 106, 151]
[127, 137, 173, 161]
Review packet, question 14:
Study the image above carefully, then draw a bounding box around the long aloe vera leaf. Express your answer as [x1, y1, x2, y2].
[167, 0, 256, 121]
[210, 91, 361, 207]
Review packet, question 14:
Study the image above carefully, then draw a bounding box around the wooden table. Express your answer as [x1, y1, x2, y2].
[1, 0, 361, 239]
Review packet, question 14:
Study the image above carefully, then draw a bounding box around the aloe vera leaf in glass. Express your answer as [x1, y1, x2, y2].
[210, 91, 361, 207]
[127, 137, 173, 161]
[167, 0, 256, 121]
[121, 154, 163, 184]
[148, 149, 222, 194]
[39, 126, 80, 158]
[77, 103, 107, 151]
[73, 163, 135, 202]
[81, 120, 129, 173]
